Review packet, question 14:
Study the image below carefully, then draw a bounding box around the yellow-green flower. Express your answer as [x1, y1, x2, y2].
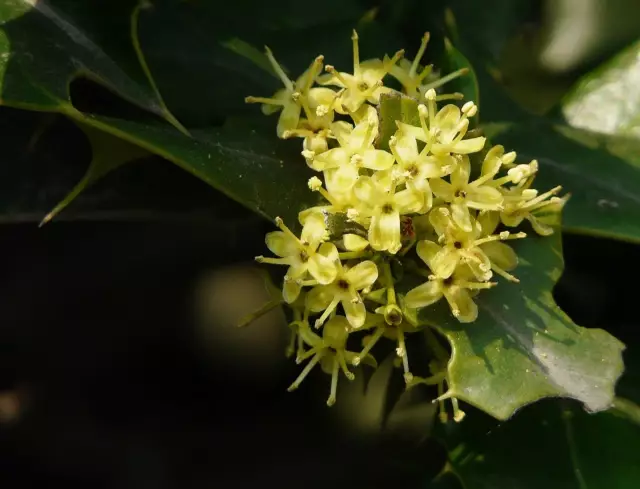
[256, 214, 338, 303]
[319, 30, 403, 113]
[430, 154, 504, 232]
[426, 207, 526, 282]
[305, 259, 379, 329]
[287, 316, 376, 406]
[353, 175, 423, 253]
[405, 240, 496, 322]
[309, 114, 394, 193]
[389, 132, 456, 211]
[246, 49, 327, 137]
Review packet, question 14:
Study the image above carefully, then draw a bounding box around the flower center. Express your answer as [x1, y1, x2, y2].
[381, 203, 394, 214]
[406, 164, 419, 178]
[443, 276, 454, 286]
[299, 250, 309, 262]
[454, 189, 467, 198]
[453, 241, 462, 249]
[357, 81, 370, 91]
[337, 279, 350, 290]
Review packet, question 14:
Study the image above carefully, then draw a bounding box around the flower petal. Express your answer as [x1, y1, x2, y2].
[343, 234, 369, 251]
[311, 147, 349, 171]
[277, 101, 301, 138]
[416, 240, 442, 269]
[328, 164, 359, 194]
[343, 299, 367, 329]
[466, 186, 503, 210]
[265, 231, 298, 257]
[353, 177, 383, 207]
[431, 246, 459, 279]
[369, 210, 401, 253]
[451, 202, 473, 232]
[300, 213, 327, 246]
[450, 137, 486, 155]
[527, 214, 555, 236]
[481, 241, 518, 271]
[394, 134, 419, 164]
[283, 279, 302, 304]
[306, 285, 334, 312]
[477, 210, 500, 235]
[481, 145, 504, 177]
[345, 260, 378, 290]
[405, 280, 443, 308]
[362, 149, 395, 170]
[308, 253, 338, 285]
[330, 121, 354, 147]
[451, 155, 470, 188]
[394, 187, 423, 214]
[430, 178, 455, 201]
[444, 287, 477, 323]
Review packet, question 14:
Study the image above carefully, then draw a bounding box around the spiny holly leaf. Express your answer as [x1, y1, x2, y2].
[0, 106, 257, 223]
[40, 123, 150, 225]
[562, 39, 640, 138]
[67, 112, 318, 227]
[409, 230, 624, 420]
[0, 0, 185, 132]
[493, 122, 640, 242]
[434, 399, 640, 489]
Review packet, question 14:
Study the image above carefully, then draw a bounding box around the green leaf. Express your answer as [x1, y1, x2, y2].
[0, 106, 254, 223]
[442, 38, 478, 114]
[436, 399, 640, 489]
[494, 122, 640, 242]
[67, 112, 318, 227]
[563, 39, 640, 138]
[40, 123, 150, 225]
[410, 230, 624, 420]
[135, 1, 402, 125]
[0, 0, 185, 132]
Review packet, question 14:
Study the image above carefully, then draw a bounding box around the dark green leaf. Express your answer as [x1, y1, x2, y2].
[40, 123, 150, 225]
[410, 230, 624, 420]
[436, 399, 640, 489]
[377, 92, 420, 150]
[0, 0, 185, 131]
[0, 107, 252, 223]
[442, 38, 478, 117]
[71, 113, 318, 226]
[562, 39, 640, 137]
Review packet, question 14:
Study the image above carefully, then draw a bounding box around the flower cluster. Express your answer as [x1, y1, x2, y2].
[246, 32, 567, 413]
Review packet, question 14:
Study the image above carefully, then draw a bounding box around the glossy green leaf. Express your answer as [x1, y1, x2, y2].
[442, 38, 478, 115]
[436, 399, 640, 489]
[377, 92, 420, 151]
[0, 106, 254, 223]
[410, 230, 624, 420]
[563, 39, 640, 138]
[67, 112, 318, 227]
[494, 122, 640, 242]
[40, 123, 150, 225]
[0, 0, 185, 132]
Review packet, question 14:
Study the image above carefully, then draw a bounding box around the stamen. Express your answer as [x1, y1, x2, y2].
[456, 280, 497, 290]
[275, 216, 301, 243]
[314, 298, 340, 329]
[264, 46, 293, 91]
[409, 32, 430, 77]
[325, 65, 350, 87]
[435, 92, 464, 101]
[491, 263, 520, 283]
[288, 351, 323, 391]
[327, 359, 340, 406]
[422, 67, 469, 91]
[255, 256, 290, 265]
[337, 351, 355, 380]
[522, 186, 562, 210]
[245, 96, 285, 106]
[303, 55, 324, 94]
[351, 30, 360, 75]
[353, 327, 385, 366]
